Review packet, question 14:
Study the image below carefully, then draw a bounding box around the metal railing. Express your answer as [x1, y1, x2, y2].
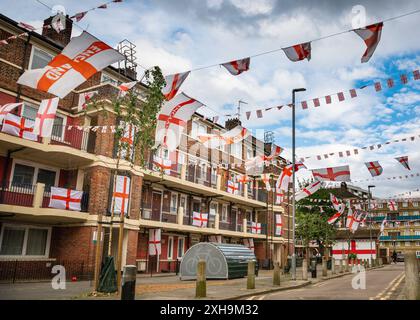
[50, 124, 95, 153]
[0, 181, 35, 207]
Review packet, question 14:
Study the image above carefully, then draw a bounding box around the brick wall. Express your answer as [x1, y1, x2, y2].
[126, 229, 138, 265]
[129, 174, 142, 220]
[84, 166, 111, 215]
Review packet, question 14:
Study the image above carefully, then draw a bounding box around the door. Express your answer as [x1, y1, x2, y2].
[152, 192, 162, 221]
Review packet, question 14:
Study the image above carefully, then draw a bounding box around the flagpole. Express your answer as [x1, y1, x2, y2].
[368, 185, 375, 263]
[291, 88, 306, 281]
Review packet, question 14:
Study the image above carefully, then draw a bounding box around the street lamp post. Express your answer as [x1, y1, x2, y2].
[291, 88, 306, 281]
[368, 185, 375, 263]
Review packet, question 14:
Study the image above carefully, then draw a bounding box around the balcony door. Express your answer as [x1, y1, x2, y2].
[151, 191, 162, 221]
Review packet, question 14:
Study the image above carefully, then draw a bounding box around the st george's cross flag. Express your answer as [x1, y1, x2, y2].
[365, 161, 383, 177]
[221, 57, 250, 75]
[118, 81, 137, 97]
[162, 71, 190, 101]
[1, 113, 37, 141]
[395, 156, 410, 170]
[33, 98, 59, 138]
[148, 229, 161, 256]
[346, 203, 354, 228]
[155, 92, 203, 151]
[119, 121, 135, 159]
[311, 165, 351, 182]
[275, 214, 282, 236]
[236, 174, 251, 185]
[0, 102, 22, 124]
[330, 193, 345, 213]
[260, 173, 272, 191]
[198, 126, 249, 149]
[276, 162, 306, 192]
[192, 212, 208, 228]
[77, 91, 97, 111]
[245, 155, 264, 175]
[243, 238, 254, 251]
[49, 186, 83, 211]
[380, 218, 387, 234]
[350, 210, 367, 233]
[327, 211, 342, 225]
[251, 222, 262, 234]
[282, 42, 311, 62]
[227, 180, 239, 195]
[354, 22, 383, 63]
[295, 181, 322, 201]
[17, 32, 124, 98]
[153, 156, 172, 175]
[111, 175, 131, 215]
[275, 189, 285, 205]
[387, 200, 398, 211]
[263, 145, 283, 162]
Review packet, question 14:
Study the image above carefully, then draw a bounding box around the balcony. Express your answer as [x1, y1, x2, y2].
[0, 182, 89, 223]
[49, 124, 95, 153]
[379, 235, 420, 241]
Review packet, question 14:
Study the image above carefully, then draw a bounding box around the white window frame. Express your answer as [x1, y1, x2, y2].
[0, 223, 51, 259]
[402, 202, 408, 208]
[177, 237, 185, 259]
[100, 72, 119, 86]
[180, 194, 188, 217]
[170, 192, 178, 214]
[167, 236, 174, 260]
[28, 46, 54, 70]
[412, 202, 418, 207]
[221, 204, 228, 222]
[9, 159, 59, 190]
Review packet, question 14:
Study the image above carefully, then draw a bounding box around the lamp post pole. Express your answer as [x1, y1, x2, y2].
[291, 88, 306, 281]
[368, 185, 375, 263]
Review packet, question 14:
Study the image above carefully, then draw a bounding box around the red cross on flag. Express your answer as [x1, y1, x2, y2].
[148, 228, 161, 256]
[327, 211, 343, 225]
[1, 113, 37, 141]
[387, 200, 398, 211]
[251, 222, 262, 234]
[311, 165, 351, 182]
[209, 235, 222, 243]
[276, 162, 306, 192]
[49, 186, 83, 211]
[33, 98, 59, 138]
[77, 91, 97, 112]
[227, 180, 239, 195]
[17, 32, 124, 98]
[192, 211, 209, 228]
[111, 175, 131, 215]
[365, 161, 383, 177]
[275, 214, 282, 236]
[221, 57, 250, 75]
[330, 193, 345, 213]
[236, 174, 250, 184]
[117, 81, 137, 98]
[282, 42, 311, 62]
[295, 181, 322, 201]
[198, 126, 249, 149]
[155, 92, 203, 151]
[119, 122, 135, 159]
[332, 239, 376, 260]
[275, 189, 285, 205]
[0, 102, 22, 123]
[162, 71, 190, 101]
[350, 210, 367, 233]
[262, 145, 283, 163]
[243, 238, 254, 251]
[354, 22, 383, 63]
[153, 156, 172, 175]
[245, 156, 264, 175]
[346, 204, 354, 228]
[395, 156, 410, 170]
[260, 173, 271, 191]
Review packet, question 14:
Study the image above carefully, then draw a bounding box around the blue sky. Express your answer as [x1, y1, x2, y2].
[1, 0, 420, 197]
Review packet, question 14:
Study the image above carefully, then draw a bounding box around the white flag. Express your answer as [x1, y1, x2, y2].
[162, 71, 190, 101]
[33, 98, 59, 138]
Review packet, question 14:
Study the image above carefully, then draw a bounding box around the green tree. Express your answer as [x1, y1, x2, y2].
[295, 178, 337, 260]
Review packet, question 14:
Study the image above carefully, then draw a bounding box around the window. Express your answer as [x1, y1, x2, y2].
[0, 224, 50, 257]
[413, 202, 418, 207]
[402, 202, 408, 208]
[30, 47, 53, 69]
[177, 237, 185, 259]
[415, 231, 420, 236]
[405, 241, 411, 247]
[167, 236, 174, 260]
[210, 166, 217, 182]
[404, 222, 410, 226]
[198, 163, 207, 181]
[21, 103, 66, 139]
[191, 121, 207, 139]
[22, 103, 38, 121]
[180, 195, 187, 216]
[402, 212, 409, 216]
[221, 204, 228, 222]
[101, 72, 118, 86]
[209, 202, 218, 216]
[170, 193, 178, 213]
[230, 142, 242, 159]
[246, 147, 253, 160]
[11, 161, 58, 191]
[378, 203, 383, 208]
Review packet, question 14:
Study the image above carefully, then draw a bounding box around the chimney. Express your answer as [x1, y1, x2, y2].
[224, 117, 242, 130]
[42, 15, 73, 47]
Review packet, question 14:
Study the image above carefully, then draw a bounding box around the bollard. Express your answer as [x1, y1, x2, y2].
[121, 265, 137, 300]
[247, 260, 256, 289]
[322, 257, 327, 277]
[310, 258, 317, 278]
[273, 262, 281, 286]
[404, 251, 420, 300]
[344, 259, 348, 273]
[302, 258, 308, 280]
[331, 258, 336, 275]
[195, 260, 206, 298]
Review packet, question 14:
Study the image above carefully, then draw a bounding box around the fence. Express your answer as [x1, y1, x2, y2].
[0, 260, 94, 283]
[137, 259, 181, 275]
[50, 124, 95, 153]
[0, 181, 35, 207]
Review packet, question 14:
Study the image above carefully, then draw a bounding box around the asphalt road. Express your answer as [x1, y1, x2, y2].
[245, 263, 406, 300]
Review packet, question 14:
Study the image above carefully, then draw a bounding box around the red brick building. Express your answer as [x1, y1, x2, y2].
[0, 13, 290, 282]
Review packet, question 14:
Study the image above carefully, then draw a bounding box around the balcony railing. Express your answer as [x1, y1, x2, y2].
[50, 125, 95, 153]
[379, 235, 420, 241]
[41, 189, 89, 212]
[0, 182, 35, 207]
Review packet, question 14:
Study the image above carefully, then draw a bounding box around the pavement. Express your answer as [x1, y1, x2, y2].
[243, 263, 406, 300]
[0, 263, 405, 300]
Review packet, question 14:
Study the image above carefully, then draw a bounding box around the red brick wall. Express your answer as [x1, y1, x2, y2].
[126, 229, 138, 265]
[84, 166, 111, 215]
[129, 174, 142, 220]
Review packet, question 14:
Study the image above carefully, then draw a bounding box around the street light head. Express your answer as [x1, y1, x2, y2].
[293, 88, 306, 93]
[368, 185, 376, 189]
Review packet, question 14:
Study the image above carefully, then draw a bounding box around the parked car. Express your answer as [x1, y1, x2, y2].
[396, 253, 404, 262]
